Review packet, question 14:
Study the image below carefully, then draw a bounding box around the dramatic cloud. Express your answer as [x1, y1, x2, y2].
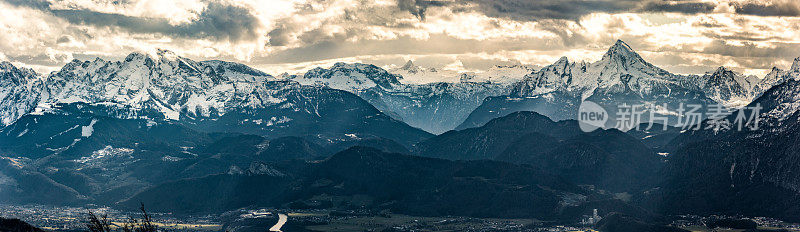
[6, 0, 261, 41]
[731, 0, 800, 17]
[396, 0, 452, 20]
[1, 0, 799, 79]
[462, 0, 639, 21]
[640, 1, 717, 14]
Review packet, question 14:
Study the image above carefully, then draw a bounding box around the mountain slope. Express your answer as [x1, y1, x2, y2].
[0, 62, 42, 126]
[0, 51, 432, 147]
[125, 146, 588, 219]
[656, 60, 800, 220]
[416, 111, 581, 160]
[457, 40, 788, 131]
[417, 111, 662, 192]
[498, 129, 662, 192]
[294, 62, 529, 134]
[700, 66, 786, 108]
[0, 101, 409, 206]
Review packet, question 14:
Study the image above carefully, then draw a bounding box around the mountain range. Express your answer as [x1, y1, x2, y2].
[289, 62, 528, 134]
[0, 50, 432, 147]
[457, 40, 789, 130]
[3, 40, 800, 226]
[1, 41, 793, 135]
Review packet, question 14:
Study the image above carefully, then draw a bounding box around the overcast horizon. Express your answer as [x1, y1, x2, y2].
[2, 0, 800, 78]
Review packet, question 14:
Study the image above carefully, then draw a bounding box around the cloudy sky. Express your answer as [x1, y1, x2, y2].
[1, 0, 799, 78]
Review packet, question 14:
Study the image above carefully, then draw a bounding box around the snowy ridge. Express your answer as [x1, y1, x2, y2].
[0, 62, 43, 125]
[459, 65, 537, 84]
[0, 50, 308, 126]
[296, 61, 529, 133]
[512, 40, 691, 100]
[389, 60, 533, 85]
[389, 60, 449, 84]
[0, 42, 795, 132]
[42, 50, 278, 119]
[700, 66, 783, 108]
[512, 40, 792, 108]
[298, 62, 403, 91]
[753, 57, 800, 123]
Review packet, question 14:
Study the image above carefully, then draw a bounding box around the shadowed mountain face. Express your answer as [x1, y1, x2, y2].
[176, 84, 433, 147]
[0, 102, 425, 206]
[499, 129, 662, 192]
[123, 146, 592, 219]
[416, 111, 663, 193]
[0, 218, 46, 232]
[416, 111, 582, 160]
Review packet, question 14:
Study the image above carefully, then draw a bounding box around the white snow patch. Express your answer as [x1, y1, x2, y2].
[163, 109, 180, 120]
[16, 128, 28, 137]
[161, 155, 184, 162]
[265, 116, 291, 126]
[81, 119, 98, 137]
[75, 145, 134, 164]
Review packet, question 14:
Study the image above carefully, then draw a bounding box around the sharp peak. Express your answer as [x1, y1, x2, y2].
[707, 66, 740, 80]
[713, 66, 732, 73]
[0, 61, 23, 75]
[555, 56, 569, 64]
[156, 48, 175, 55]
[613, 39, 630, 47]
[0, 61, 16, 69]
[604, 39, 640, 58]
[792, 56, 800, 71]
[0, 61, 39, 80]
[400, 60, 416, 70]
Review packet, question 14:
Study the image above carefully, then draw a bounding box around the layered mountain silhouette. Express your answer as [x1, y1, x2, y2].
[416, 111, 662, 192]
[125, 146, 643, 221]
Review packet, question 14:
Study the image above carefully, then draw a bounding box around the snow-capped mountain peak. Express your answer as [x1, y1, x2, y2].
[0, 62, 42, 125]
[0, 61, 38, 84]
[705, 66, 756, 88]
[701, 66, 760, 107]
[0, 51, 287, 125]
[399, 60, 420, 73]
[602, 40, 643, 62]
[597, 40, 672, 80]
[155, 49, 180, 61]
[299, 62, 402, 90]
[512, 40, 681, 99]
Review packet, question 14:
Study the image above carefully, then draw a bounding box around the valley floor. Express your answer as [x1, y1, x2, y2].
[6, 204, 800, 232]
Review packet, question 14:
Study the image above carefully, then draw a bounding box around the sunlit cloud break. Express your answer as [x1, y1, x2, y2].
[1, 0, 799, 78]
